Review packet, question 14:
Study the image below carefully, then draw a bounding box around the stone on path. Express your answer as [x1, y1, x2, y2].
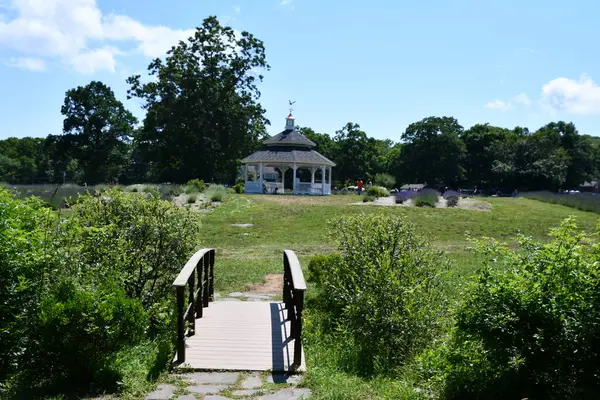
[241, 373, 263, 389]
[145, 383, 177, 400]
[174, 396, 196, 400]
[231, 389, 264, 396]
[228, 292, 244, 297]
[267, 373, 302, 385]
[187, 385, 226, 394]
[182, 372, 240, 385]
[257, 388, 312, 400]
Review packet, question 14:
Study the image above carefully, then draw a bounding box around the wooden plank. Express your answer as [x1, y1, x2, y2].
[176, 301, 305, 372]
[283, 250, 307, 291]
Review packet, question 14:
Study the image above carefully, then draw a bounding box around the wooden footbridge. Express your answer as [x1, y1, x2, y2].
[172, 249, 306, 372]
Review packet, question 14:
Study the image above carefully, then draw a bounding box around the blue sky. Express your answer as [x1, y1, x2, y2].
[1, 0, 600, 141]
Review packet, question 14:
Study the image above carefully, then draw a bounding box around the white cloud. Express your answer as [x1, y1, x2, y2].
[541, 74, 600, 115]
[512, 92, 531, 105]
[484, 99, 513, 111]
[233, 5, 241, 14]
[280, 0, 293, 5]
[5, 56, 46, 70]
[0, 0, 195, 74]
[484, 92, 532, 111]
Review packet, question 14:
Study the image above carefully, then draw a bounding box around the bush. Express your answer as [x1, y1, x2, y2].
[415, 189, 439, 207]
[206, 185, 227, 202]
[361, 194, 376, 202]
[233, 183, 245, 194]
[187, 194, 197, 203]
[312, 215, 449, 375]
[185, 178, 206, 194]
[374, 173, 396, 189]
[443, 191, 460, 207]
[307, 254, 343, 286]
[22, 281, 147, 394]
[422, 217, 600, 399]
[366, 186, 389, 198]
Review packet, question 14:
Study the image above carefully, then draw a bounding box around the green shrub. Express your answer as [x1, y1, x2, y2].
[206, 185, 227, 202]
[307, 254, 342, 285]
[185, 178, 206, 193]
[312, 215, 449, 375]
[422, 217, 600, 399]
[445, 194, 459, 207]
[415, 189, 439, 207]
[233, 183, 245, 194]
[361, 194, 376, 202]
[374, 173, 396, 189]
[366, 186, 389, 198]
[22, 281, 147, 395]
[187, 194, 197, 203]
[142, 185, 155, 193]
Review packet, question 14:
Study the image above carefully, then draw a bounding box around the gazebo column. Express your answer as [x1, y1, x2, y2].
[311, 167, 316, 184]
[321, 165, 326, 195]
[280, 167, 289, 194]
[292, 165, 298, 194]
[244, 165, 248, 186]
[259, 163, 264, 184]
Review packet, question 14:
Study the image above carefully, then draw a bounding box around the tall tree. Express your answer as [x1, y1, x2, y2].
[127, 16, 270, 183]
[400, 116, 465, 187]
[59, 81, 137, 184]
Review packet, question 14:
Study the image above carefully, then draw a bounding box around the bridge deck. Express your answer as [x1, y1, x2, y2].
[180, 301, 305, 372]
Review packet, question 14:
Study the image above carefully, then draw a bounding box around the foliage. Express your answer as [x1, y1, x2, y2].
[420, 218, 600, 399]
[127, 16, 270, 183]
[522, 191, 600, 213]
[443, 190, 460, 207]
[185, 179, 206, 193]
[414, 189, 439, 207]
[233, 182, 245, 194]
[310, 215, 449, 376]
[187, 194, 197, 203]
[0, 187, 200, 397]
[365, 185, 389, 197]
[374, 172, 396, 188]
[361, 194, 376, 202]
[206, 185, 227, 202]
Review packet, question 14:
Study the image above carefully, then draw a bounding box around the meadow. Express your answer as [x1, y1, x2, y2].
[197, 193, 599, 399]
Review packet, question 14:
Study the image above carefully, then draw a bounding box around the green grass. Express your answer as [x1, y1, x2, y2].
[198, 194, 600, 399]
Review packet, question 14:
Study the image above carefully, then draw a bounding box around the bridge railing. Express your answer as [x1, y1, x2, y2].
[172, 248, 215, 364]
[282, 250, 307, 368]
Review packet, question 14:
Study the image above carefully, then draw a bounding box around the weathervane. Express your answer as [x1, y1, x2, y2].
[288, 100, 296, 114]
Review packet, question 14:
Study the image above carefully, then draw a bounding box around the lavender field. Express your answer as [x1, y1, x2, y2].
[521, 191, 600, 214]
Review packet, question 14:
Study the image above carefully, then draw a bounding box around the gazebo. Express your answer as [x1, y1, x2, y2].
[241, 112, 335, 195]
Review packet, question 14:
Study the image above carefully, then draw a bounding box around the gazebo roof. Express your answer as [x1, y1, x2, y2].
[241, 146, 335, 166]
[263, 129, 316, 148]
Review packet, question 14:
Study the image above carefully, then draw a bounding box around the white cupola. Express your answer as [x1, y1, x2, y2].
[285, 113, 295, 130]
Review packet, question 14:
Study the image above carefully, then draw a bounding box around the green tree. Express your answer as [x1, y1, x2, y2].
[59, 81, 137, 184]
[127, 16, 270, 183]
[400, 116, 466, 187]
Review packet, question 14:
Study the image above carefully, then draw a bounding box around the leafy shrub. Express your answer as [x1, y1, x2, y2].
[185, 178, 206, 193]
[206, 185, 227, 202]
[422, 217, 600, 399]
[166, 185, 183, 197]
[361, 194, 376, 202]
[23, 281, 147, 394]
[187, 194, 197, 203]
[307, 254, 342, 285]
[443, 191, 460, 207]
[312, 215, 449, 375]
[415, 189, 439, 207]
[142, 185, 155, 193]
[366, 186, 389, 198]
[374, 173, 396, 189]
[233, 183, 245, 194]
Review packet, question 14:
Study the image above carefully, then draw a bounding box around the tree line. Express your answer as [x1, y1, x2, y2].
[1, 16, 599, 191]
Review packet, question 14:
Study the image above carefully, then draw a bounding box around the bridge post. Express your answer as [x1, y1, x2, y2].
[203, 254, 210, 307]
[187, 274, 195, 333]
[196, 259, 203, 318]
[294, 290, 304, 367]
[209, 249, 215, 301]
[176, 285, 186, 363]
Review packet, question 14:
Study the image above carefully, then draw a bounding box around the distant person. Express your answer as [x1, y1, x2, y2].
[357, 179, 364, 194]
[367, 180, 373, 188]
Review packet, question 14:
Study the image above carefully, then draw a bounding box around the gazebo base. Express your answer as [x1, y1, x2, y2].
[245, 181, 331, 195]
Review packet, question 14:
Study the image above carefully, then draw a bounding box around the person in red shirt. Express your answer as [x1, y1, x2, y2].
[357, 179, 364, 194]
